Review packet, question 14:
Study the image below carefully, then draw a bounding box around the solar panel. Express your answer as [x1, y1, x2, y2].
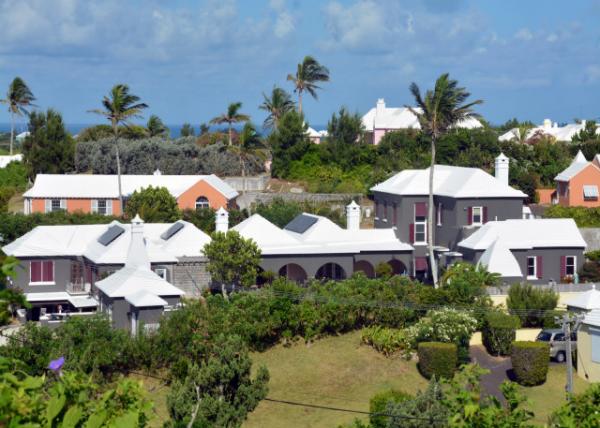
[284, 214, 318, 234]
[160, 222, 184, 240]
[97, 225, 125, 246]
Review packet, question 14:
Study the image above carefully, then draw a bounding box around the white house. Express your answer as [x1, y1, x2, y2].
[0, 154, 23, 168]
[499, 119, 600, 143]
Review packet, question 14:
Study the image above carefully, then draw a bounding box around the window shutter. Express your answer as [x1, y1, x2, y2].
[409, 223, 414, 243]
[91, 199, 98, 213]
[415, 202, 427, 217]
[43, 261, 54, 282]
[60, 199, 66, 209]
[106, 200, 112, 215]
[467, 207, 473, 225]
[45, 199, 51, 213]
[31, 261, 41, 282]
[560, 256, 566, 278]
[483, 207, 488, 224]
[537, 256, 543, 279]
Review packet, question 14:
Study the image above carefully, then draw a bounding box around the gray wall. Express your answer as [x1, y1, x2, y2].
[12, 257, 76, 294]
[172, 258, 211, 296]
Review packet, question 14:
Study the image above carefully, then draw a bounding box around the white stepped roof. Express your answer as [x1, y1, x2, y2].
[23, 174, 238, 200]
[458, 219, 587, 250]
[555, 151, 596, 182]
[125, 290, 168, 307]
[371, 165, 527, 198]
[2, 220, 209, 262]
[499, 121, 600, 143]
[477, 239, 523, 278]
[565, 285, 600, 310]
[583, 309, 600, 328]
[232, 214, 300, 249]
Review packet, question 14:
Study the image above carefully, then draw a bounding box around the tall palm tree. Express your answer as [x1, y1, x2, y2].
[229, 122, 268, 195]
[146, 114, 168, 137]
[1, 77, 36, 155]
[259, 86, 295, 130]
[210, 102, 250, 146]
[408, 73, 482, 288]
[287, 56, 330, 115]
[89, 84, 148, 211]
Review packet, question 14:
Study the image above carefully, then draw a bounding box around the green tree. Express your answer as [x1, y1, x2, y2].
[124, 186, 179, 222]
[210, 102, 250, 146]
[549, 382, 600, 427]
[259, 86, 295, 130]
[166, 334, 269, 428]
[0, 256, 30, 326]
[180, 123, 195, 137]
[572, 120, 599, 143]
[507, 283, 559, 328]
[203, 230, 261, 297]
[268, 110, 310, 178]
[1, 77, 36, 155]
[408, 74, 482, 287]
[146, 114, 169, 138]
[440, 262, 498, 306]
[287, 56, 330, 114]
[229, 123, 269, 194]
[89, 84, 148, 209]
[199, 123, 210, 135]
[22, 109, 75, 179]
[324, 107, 367, 169]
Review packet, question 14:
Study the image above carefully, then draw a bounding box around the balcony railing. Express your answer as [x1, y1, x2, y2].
[67, 281, 90, 295]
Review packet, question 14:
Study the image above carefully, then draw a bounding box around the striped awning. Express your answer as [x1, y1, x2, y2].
[583, 185, 599, 199]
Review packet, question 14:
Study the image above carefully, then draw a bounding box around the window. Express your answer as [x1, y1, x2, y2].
[45, 199, 65, 213]
[565, 256, 576, 276]
[591, 328, 600, 363]
[583, 185, 599, 201]
[414, 216, 426, 244]
[154, 268, 167, 280]
[30, 261, 54, 284]
[195, 196, 209, 210]
[92, 199, 113, 215]
[527, 256, 537, 279]
[472, 206, 483, 225]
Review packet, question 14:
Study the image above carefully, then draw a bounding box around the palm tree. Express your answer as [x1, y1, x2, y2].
[210, 102, 250, 146]
[259, 86, 295, 130]
[89, 84, 148, 211]
[146, 114, 168, 137]
[229, 122, 268, 195]
[287, 56, 330, 115]
[1, 77, 36, 155]
[408, 74, 482, 288]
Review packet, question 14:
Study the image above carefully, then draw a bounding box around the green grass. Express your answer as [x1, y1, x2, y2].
[127, 373, 170, 428]
[244, 330, 428, 428]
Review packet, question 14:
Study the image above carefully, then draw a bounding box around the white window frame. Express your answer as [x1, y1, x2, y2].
[437, 202, 442, 226]
[591, 327, 600, 363]
[195, 196, 210, 210]
[414, 216, 427, 245]
[472, 206, 483, 225]
[154, 268, 167, 280]
[29, 260, 56, 286]
[45, 198, 66, 213]
[91, 199, 113, 216]
[526, 256, 537, 280]
[565, 256, 576, 277]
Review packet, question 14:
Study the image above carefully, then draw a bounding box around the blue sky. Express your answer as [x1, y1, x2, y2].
[1, 0, 600, 129]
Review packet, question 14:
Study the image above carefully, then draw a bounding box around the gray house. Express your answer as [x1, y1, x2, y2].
[370, 154, 527, 279]
[457, 219, 586, 284]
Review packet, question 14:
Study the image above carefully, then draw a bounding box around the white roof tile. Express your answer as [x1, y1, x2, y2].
[371, 165, 527, 198]
[565, 285, 600, 310]
[23, 174, 238, 200]
[555, 151, 592, 182]
[95, 264, 184, 298]
[583, 309, 600, 328]
[125, 290, 168, 307]
[477, 239, 523, 278]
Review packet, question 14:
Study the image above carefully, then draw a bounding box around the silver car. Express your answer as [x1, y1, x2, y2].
[536, 329, 577, 363]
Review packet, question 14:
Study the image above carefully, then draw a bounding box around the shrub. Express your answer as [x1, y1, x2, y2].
[507, 283, 558, 327]
[549, 382, 600, 427]
[375, 262, 392, 278]
[368, 389, 412, 428]
[482, 312, 521, 356]
[361, 326, 411, 357]
[417, 342, 457, 380]
[511, 341, 549, 386]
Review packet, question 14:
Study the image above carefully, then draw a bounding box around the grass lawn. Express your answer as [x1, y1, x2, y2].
[127, 373, 171, 428]
[8, 193, 23, 213]
[244, 330, 428, 428]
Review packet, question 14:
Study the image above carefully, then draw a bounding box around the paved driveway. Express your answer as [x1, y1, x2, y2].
[469, 345, 512, 402]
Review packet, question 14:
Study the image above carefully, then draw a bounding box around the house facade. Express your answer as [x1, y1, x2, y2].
[554, 151, 600, 207]
[577, 309, 600, 382]
[23, 173, 238, 215]
[499, 119, 600, 143]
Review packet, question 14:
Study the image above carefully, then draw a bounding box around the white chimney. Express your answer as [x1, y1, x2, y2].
[581, 119, 587, 127]
[125, 214, 151, 269]
[376, 98, 386, 117]
[346, 200, 361, 231]
[215, 207, 229, 233]
[543, 118, 552, 129]
[153, 169, 162, 176]
[495, 153, 509, 186]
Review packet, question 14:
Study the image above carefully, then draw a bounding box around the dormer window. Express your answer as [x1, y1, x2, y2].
[195, 196, 209, 210]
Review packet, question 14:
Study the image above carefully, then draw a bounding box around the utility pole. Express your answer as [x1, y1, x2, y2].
[558, 313, 583, 399]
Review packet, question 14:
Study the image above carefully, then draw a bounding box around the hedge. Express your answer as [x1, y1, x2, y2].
[511, 341, 549, 386]
[417, 342, 457, 380]
[482, 312, 521, 356]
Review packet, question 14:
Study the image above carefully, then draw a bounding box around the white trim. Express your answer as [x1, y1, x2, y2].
[436, 202, 442, 226]
[565, 255, 577, 277]
[472, 206, 483, 226]
[29, 260, 55, 285]
[526, 256, 537, 279]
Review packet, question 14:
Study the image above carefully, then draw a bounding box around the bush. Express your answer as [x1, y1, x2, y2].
[511, 341, 549, 386]
[368, 389, 412, 428]
[417, 342, 457, 380]
[549, 382, 600, 427]
[361, 326, 411, 357]
[482, 312, 521, 356]
[507, 283, 558, 327]
[124, 185, 180, 222]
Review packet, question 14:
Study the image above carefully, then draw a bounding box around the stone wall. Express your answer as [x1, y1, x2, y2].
[172, 259, 211, 297]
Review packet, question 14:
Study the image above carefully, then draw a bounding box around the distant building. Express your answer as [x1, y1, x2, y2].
[499, 119, 600, 143]
[23, 173, 238, 215]
[362, 98, 483, 145]
[554, 151, 600, 207]
[15, 131, 30, 143]
[0, 154, 23, 168]
[577, 308, 600, 382]
[307, 126, 327, 144]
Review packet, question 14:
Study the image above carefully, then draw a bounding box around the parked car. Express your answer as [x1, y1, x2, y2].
[535, 328, 577, 363]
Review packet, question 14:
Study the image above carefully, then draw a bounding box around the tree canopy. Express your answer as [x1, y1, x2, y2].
[124, 186, 180, 222]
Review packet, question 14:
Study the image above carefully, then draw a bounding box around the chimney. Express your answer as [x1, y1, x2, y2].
[215, 207, 229, 233]
[543, 118, 552, 129]
[153, 169, 162, 176]
[346, 200, 360, 231]
[376, 98, 386, 117]
[125, 214, 151, 269]
[495, 153, 509, 186]
[581, 119, 587, 127]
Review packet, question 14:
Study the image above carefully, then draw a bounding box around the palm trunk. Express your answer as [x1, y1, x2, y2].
[113, 123, 124, 216]
[428, 136, 438, 288]
[298, 91, 303, 115]
[228, 124, 232, 146]
[9, 111, 14, 155]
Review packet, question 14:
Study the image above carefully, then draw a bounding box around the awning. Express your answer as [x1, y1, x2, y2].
[583, 185, 599, 199]
[68, 295, 98, 308]
[414, 257, 428, 271]
[25, 292, 70, 303]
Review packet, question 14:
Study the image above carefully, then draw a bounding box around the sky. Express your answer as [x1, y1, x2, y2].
[1, 0, 600, 130]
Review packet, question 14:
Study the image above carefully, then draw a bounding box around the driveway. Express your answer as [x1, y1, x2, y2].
[469, 345, 512, 402]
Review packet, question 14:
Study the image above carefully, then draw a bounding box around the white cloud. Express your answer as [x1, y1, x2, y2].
[269, 0, 296, 38]
[514, 28, 533, 41]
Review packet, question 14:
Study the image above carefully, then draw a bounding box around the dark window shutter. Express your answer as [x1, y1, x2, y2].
[483, 207, 488, 224]
[393, 203, 397, 225]
[439, 204, 443, 224]
[467, 207, 473, 225]
[537, 256, 543, 279]
[415, 202, 427, 217]
[31, 261, 41, 282]
[409, 223, 414, 243]
[560, 256, 566, 278]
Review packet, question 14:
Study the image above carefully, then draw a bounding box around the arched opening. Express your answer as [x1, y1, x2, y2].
[315, 263, 346, 280]
[388, 259, 408, 275]
[353, 260, 375, 278]
[195, 196, 209, 210]
[278, 263, 308, 282]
